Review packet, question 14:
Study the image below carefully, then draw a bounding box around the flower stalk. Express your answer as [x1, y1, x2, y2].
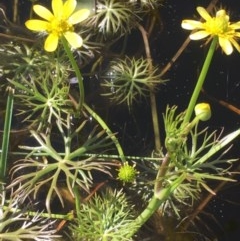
[62, 37, 85, 111]
[183, 36, 217, 125]
[83, 103, 126, 162]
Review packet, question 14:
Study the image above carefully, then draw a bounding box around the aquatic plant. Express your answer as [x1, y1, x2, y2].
[101, 56, 165, 107]
[1, 1, 240, 240]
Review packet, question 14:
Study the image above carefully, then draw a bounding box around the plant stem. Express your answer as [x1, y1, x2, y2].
[193, 128, 240, 166]
[127, 196, 162, 238]
[73, 186, 81, 219]
[0, 88, 14, 182]
[1, 205, 74, 220]
[61, 37, 84, 111]
[83, 103, 126, 162]
[68, 93, 126, 162]
[154, 153, 170, 195]
[128, 174, 186, 238]
[127, 154, 170, 238]
[183, 37, 218, 125]
[2, 150, 162, 161]
[137, 23, 161, 151]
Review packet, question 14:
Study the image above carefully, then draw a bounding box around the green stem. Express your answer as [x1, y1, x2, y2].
[61, 37, 84, 111]
[194, 128, 240, 166]
[150, 92, 161, 151]
[154, 153, 170, 195]
[183, 37, 218, 125]
[2, 150, 162, 161]
[128, 172, 186, 238]
[0, 88, 14, 182]
[83, 103, 126, 162]
[127, 154, 169, 238]
[2, 204, 73, 220]
[127, 196, 162, 238]
[73, 186, 81, 219]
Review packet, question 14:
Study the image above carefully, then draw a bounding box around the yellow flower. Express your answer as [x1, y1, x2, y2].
[194, 103, 211, 121]
[25, 0, 90, 52]
[181, 6, 240, 55]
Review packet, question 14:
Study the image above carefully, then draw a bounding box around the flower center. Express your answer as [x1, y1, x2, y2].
[48, 18, 74, 36]
[204, 12, 230, 36]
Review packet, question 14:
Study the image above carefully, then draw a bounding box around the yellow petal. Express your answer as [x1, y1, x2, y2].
[219, 37, 233, 55]
[235, 32, 240, 38]
[25, 20, 49, 31]
[190, 30, 210, 40]
[52, 0, 63, 18]
[230, 22, 240, 30]
[33, 5, 53, 21]
[44, 34, 59, 52]
[216, 9, 228, 19]
[181, 20, 203, 30]
[229, 38, 240, 53]
[64, 32, 83, 48]
[69, 9, 90, 25]
[197, 7, 212, 21]
[63, 0, 76, 19]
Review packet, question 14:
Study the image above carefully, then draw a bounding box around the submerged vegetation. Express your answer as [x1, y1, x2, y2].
[1, 0, 240, 240]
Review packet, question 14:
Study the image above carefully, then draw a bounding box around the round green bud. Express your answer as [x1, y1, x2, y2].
[117, 163, 137, 183]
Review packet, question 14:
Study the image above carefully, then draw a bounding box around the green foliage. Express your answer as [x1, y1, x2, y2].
[86, 0, 137, 35]
[102, 57, 165, 107]
[9, 71, 71, 131]
[156, 106, 240, 216]
[0, 43, 69, 82]
[8, 114, 115, 213]
[0, 1, 240, 241]
[163, 105, 189, 154]
[69, 189, 137, 241]
[0, 191, 59, 240]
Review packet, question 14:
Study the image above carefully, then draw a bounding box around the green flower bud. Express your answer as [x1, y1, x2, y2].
[117, 163, 137, 183]
[194, 103, 211, 121]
